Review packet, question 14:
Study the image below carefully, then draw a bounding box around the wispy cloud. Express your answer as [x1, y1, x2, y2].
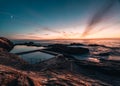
[43, 27, 61, 33]
[81, 0, 117, 37]
[9, 34, 43, 40]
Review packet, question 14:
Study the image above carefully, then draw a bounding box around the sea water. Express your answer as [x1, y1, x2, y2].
[11, 39, 120, 63]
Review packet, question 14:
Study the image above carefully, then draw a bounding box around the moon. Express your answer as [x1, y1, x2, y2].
[10, 15, 13, 19]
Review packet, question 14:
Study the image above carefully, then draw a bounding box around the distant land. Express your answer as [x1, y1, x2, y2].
[10, 37, 120, 41]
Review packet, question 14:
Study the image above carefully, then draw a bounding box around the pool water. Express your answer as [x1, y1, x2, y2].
[11, 45, 54, 64]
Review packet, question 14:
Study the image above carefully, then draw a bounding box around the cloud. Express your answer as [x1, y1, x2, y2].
[85, 20, 120, 36]
[27, 33, 36, 35]
[43, 34, 49, 35]
[9, 34, 43, 40]
[43, 27, 61, 33]
[81, 0, 117, 37]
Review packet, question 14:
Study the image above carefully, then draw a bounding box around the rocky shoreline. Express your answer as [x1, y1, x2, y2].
[0, 37, 120, 86]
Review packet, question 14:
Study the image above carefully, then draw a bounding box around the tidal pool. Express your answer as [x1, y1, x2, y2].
[11, 45, 54, 64]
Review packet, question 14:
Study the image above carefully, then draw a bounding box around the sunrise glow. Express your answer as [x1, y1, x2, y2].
[0, 0, 120, 40]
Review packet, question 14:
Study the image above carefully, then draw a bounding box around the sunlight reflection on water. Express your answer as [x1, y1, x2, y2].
[11, 45, 53, 64]
[11, 45, 44, 53]
[87, 58, 100, 63]
[20, 52, 53, 64]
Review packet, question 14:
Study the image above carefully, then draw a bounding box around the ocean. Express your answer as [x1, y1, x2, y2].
[11, 39, 120, 63]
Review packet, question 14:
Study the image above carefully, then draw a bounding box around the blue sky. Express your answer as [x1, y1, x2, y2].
[0, 0, 120, 39]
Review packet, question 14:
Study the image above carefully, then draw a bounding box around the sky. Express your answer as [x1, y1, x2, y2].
[0, 0, 120, 40]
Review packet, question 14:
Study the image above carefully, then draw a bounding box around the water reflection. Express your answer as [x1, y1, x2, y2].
[72, 54, 89, 60]
[11, 45, 44, 53]
[11, 45, 53, 64]
[108, 55, 120, 61]
[20, 52, 54, 64]
[87, 58, 100, 63]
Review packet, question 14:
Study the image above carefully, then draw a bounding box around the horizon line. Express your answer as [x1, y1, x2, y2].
[10, 37, 120, 41]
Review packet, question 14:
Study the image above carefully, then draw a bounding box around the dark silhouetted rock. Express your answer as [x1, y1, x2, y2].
[0, 50, 30, 70]
[98, 52, 110, 56]
[70, 43, 86, 46]
[26, 42, 34, 46]
[48, 44, 68, 47]
[0, 37, 14, 52]
[47, 44, 89, 55]
[88, 44, 109, 48]
[15, 41, 41, 47]
[88, 44, 100, 46]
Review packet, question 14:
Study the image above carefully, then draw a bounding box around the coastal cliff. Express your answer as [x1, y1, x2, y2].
[0, 37, 120, 86]
[0, 37, 14, 52]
